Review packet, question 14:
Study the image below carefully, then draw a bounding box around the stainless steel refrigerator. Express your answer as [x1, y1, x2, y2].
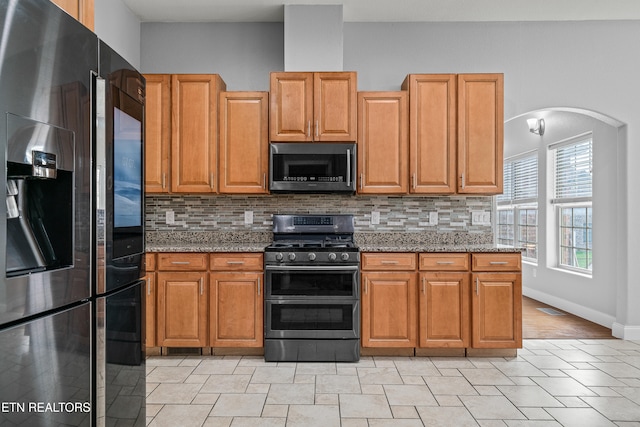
[0, 1, 146, 425]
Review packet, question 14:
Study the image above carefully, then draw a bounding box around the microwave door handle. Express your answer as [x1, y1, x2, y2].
[346, 149, 351, 186]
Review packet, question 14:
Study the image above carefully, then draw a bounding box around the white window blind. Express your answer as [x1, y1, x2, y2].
[498, 153, 538, 204]
[553, 138, 592, 202]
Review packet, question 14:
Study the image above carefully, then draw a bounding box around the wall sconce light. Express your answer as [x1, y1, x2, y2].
[527, 118, 545, 135]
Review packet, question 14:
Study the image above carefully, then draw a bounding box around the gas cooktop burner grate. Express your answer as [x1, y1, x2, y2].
[268, 239, 357, 250]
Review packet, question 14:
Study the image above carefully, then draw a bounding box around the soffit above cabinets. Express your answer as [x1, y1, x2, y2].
[122, 0, 640, 23]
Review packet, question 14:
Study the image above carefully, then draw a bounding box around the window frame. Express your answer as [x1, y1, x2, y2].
[550, 134, 593, 275]
[497, 151, 538, 263]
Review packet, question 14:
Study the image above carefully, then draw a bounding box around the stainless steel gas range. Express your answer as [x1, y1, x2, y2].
[264, 214, 360, 362]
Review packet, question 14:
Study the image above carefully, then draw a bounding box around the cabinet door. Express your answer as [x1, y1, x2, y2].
[361, 272, 417, 347]
[270, 72, 313, 141]
[144, 253, 156, 347]
[357, 91, 408, 194]
[144, 273, 156, 347]
[219, 92, 269, 193]
[314, 72, 357, 141]
[171, 75, 225, 192]
[50, 0, 94, 30]
[471, 272, 522, 348]
[404, 74, 457, 194]
[157, 272, 208, 347]
[419, 273, 469, 348]
[144, 74, 171, 193]
[210, 272, 263, 347]
[457, 74, 504, 194]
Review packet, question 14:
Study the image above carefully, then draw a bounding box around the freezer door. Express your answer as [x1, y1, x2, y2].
[0, 303, 92, 425]
[95, 281, 146, 426]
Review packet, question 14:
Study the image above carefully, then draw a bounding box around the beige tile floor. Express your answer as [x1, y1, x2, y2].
[146, 339, 640, 426]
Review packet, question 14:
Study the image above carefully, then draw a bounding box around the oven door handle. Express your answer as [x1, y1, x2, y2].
[265, 265, 360, 271]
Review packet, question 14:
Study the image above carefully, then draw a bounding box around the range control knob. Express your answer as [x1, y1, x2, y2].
[288, 252, 296, 261]
[308, 253, 317, 261]
[341, 252, 350, 261]
[328, 253, 337, 261]
[275, 253, 284, 262]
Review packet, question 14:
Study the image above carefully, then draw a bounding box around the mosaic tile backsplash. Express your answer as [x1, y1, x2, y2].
[145, 194, 494, 235]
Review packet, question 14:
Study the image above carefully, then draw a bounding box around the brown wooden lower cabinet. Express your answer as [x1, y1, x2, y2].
[144, 253, 157, 348]
[361, 252, 522, 352]
[156, 271, 208, 347]
[210, 271, 263, 347]
[361, 270, 418, 348]
[471, 272, 522, 348]
[148, 252, 264, 351]
[419, 272, 470, 348]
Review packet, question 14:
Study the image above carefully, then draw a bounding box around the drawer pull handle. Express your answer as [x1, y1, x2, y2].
[381, 260, 399, 265]
[257, 277, 261, 296]
[226, 261, 245, 265]
[171, 261, 191, 265]
[489, 261, 508, 265]
[436, 261, 454, 265]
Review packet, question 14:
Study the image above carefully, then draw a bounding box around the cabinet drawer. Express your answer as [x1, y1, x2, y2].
[210, 253, 264, 271]
[157, 253, 209, 271]
[471, 253, 521, 271]
[361, 253, 417, 271]
[145, 253, 156, 271]
[419, 253, 469, 271]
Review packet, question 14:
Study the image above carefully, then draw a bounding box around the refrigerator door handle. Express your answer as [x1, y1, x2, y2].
[94, 75, 107, 295]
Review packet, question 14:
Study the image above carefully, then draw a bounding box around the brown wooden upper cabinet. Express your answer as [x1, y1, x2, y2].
[143, 74, 227, 194]
[402, 73, 503, 195]
[144, 75, 171, 193]
[357, 91, 409, 194]
[457, 74, 504, 194]
[172, 75, 226, 193]
[218, 92, 269, 194]
[270, 72, 357, 142]
[50, 0, 94, 31]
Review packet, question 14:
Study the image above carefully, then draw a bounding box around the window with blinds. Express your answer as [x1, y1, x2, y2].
[497, 152, 538, 261]
[552, 137, 592, 202]
[551, 135, 593, 273]
[498, 153, 538, 205]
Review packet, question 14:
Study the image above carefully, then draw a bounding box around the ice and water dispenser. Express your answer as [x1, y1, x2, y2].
[5, 115, 74, 277]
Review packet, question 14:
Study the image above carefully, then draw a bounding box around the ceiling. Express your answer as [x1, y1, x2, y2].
[121, 0, 640, 23]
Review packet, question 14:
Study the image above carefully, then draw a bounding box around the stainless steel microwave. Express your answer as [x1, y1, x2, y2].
[269, 143, 356, 193]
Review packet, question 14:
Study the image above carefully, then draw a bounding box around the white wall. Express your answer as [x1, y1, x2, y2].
[139, 19, 640, 338]
[342, 21, 640, 338]
[94, 0, 141, 69]
[284, 5, 343, 71]
[140, 22, 283, 90]
[505, 110, 623, 330]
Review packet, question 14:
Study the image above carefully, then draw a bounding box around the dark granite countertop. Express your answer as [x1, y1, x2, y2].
[145, 231, 523, 253]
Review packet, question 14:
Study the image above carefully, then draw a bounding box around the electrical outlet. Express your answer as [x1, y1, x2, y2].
[471, 211, 483, 225]
[371, 211, 380, 225]
[244, 211, 253, 225]
[429, 212, 438, 226]
[482, 212, 491, 225]
[165, 210, 175, 225]
[471, 211, 490, 226]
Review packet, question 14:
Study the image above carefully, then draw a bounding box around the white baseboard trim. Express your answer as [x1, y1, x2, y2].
[523, 287, 616, 330]
[612, 323, 640, 340]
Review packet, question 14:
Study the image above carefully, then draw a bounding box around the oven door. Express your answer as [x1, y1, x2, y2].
[265, 299, 359, 339]
[265, 265, 359, 298]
